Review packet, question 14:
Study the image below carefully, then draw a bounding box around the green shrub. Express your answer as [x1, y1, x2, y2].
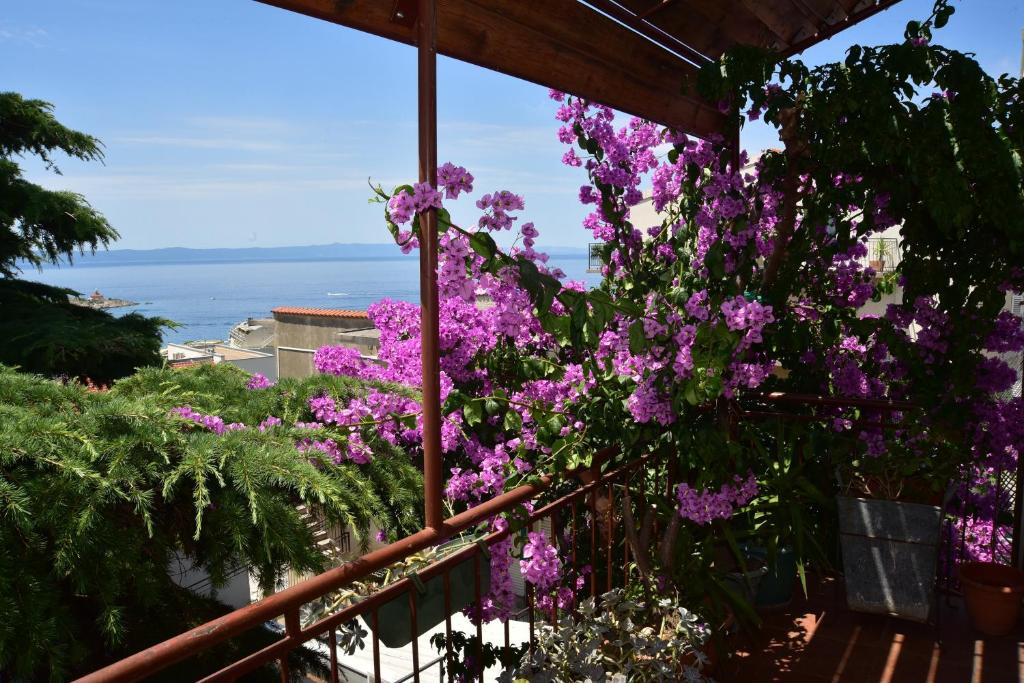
[0, 363, 422, 680]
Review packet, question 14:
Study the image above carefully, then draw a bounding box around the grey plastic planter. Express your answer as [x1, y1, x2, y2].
[725, 562, 769, 605]
[837, 495, 942, 622]
[362, 544, 491, 649]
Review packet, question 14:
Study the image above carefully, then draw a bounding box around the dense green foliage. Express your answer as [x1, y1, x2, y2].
[0, 363, 422, 680]
[699, 0, 1024, 412]
[0, 278, 166, 384]
[0, 92, 167, 382]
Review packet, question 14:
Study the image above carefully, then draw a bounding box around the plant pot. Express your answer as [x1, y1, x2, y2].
[724, 560, 768, 605]
[959, 561, 1024, 636]
[363, 544, 491, 648]
[743, 545, 798, 608]
[869, 259, 885, 272]
[837, 496, 942, 622]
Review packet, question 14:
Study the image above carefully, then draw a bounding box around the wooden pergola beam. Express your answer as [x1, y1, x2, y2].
[257, 0, 727, 137]
[631, 0, 783, 58]
[779, 0, 903, 58]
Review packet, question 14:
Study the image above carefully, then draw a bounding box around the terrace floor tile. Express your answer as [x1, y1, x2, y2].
[721, 576, 1023, 683]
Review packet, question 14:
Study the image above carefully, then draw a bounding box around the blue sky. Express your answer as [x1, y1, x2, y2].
[3, 0, 1020, 250]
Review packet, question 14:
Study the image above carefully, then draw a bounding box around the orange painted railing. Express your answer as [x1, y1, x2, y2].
[75, 446, 660, 682]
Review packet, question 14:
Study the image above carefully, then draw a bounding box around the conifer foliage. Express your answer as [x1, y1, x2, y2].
[0, 92, 167, 382]
[0, 363, 423, 680]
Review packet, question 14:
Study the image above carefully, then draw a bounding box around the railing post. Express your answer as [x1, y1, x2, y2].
[730, 126, 741, 175]
[417, 0, 443, 532]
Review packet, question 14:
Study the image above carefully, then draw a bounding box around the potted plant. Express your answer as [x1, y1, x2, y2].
[868, 239, 891, 273]
[959, 561, 1024, 635]
[735, 422, 834, 609]
[836, 442, 952, 622]
[740, 544, 798, 608]
[507, 588, 715, 682]
[372, 536, 491, 648]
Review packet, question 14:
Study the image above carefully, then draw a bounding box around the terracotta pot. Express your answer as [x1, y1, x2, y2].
[959, 562, 1024, 636]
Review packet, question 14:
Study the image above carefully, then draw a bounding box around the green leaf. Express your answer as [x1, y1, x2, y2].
[463, 400, 482, 427]
[705, 242, 725, 280]
[503, 410, 522, 433]
[845, 45, 861, 67]
[469, 232, 498, 261]
[436, 207, 453, 232]
[628, 320, 647, 354]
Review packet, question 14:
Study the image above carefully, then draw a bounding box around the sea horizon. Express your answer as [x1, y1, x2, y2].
[30, 253, 600, 345]
[29, 241, 589, 269]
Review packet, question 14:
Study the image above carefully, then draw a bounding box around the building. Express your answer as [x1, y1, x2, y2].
[163, 342, 277, 380]
[228, 317, 276, 353]
[272, 307, 380, 379]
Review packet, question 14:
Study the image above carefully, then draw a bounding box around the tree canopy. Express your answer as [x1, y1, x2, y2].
[0, 92, 167, 382]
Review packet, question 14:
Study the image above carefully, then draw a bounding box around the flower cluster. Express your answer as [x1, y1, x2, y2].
[246, 373, 273, 390]
[258, 415, 282, 431]
[171, 405, 245, 435]
[313, 346, 366, 378]
[436, 162, 474, 199]
[169, 395, 380, 467]
[388, 182, 443, 226]
[676, 473, 759, 525]
[519, 531, 562, 592]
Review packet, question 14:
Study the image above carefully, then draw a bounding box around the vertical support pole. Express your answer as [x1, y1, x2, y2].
[1014, 450, 1024, 568]
[417, 0, 443, 532]
[1012, 351, 1024, 566]
[328, 627, 339, 683]
[991, 465, 1004, 562]
[729, 126, 741, 175]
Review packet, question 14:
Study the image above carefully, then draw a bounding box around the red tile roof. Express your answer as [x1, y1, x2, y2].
[168, 358, 213, 369]
[271, 307, 369, 319]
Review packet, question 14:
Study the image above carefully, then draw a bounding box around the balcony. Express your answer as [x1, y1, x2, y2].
[863, 237, 901, 275]
[587, 243, 603, 273]
[71, 390, 1024, 683]
[16, 0, 1019, 682]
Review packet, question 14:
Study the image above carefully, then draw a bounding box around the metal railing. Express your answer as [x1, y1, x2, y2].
[76, 392, 934, 683]
[76, 446, 660, 682]
[78, 383, 1024, 682]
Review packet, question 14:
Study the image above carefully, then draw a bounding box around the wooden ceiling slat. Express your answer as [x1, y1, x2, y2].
[738, 0, 818, 47]
[779, 0, 903, 58]
[610, 0, 732, 57]
[582, 0, 712, 66]
[256, 0, 726, 136]
[638, 0, 679, 20]
[456, 0, 724, 133]
[652, 0, 791, 56]
[804, 0, 855, 26]
[258, 0, 415, 43]
[787, 0, 829, 27]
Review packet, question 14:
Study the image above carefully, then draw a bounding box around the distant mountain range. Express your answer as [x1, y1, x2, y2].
[45, 243, 588, 268]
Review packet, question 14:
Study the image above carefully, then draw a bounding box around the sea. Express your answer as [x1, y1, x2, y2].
[31, 255, 599, 345]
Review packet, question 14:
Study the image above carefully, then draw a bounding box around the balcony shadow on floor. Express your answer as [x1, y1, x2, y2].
[721, 575, 1023, 683]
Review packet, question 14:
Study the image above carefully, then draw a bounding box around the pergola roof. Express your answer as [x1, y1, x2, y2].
[257, 0, 901, 137]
